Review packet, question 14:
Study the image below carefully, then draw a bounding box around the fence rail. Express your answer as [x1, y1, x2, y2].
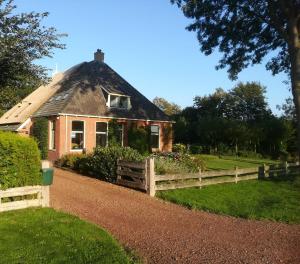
[116, 158, 300, 197]
[0, 185, 49, 212]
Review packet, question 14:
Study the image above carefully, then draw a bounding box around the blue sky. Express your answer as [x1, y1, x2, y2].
[16, 0, 291, 114]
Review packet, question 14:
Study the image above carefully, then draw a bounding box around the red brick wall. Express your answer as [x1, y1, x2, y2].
[26, 115, 173, 161]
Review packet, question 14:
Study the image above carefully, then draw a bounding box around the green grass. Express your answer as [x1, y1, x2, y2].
[0, 208, 138, 264]
[197, 154, 277, 170]
[157, 175, 300, 224]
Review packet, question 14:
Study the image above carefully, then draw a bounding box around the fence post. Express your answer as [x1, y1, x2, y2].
[258, 164, 265, 179]
[284, 161, 288, 177]
[199, 169, 202, 189]
[146, 158, 155, 197]
[235, 166, 238, 183]
[42, 186, 50, 207]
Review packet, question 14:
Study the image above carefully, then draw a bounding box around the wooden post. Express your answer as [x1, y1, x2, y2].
[146, 158, 155, 197]
[235, 166, 238, 183]
[258, 164, 265, 179]
[284, 161, 288, 177]
[199, 169, 202, 189]
[42, 186, 50, 207]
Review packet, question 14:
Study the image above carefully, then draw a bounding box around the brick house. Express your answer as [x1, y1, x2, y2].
[0, 50, 173, 161]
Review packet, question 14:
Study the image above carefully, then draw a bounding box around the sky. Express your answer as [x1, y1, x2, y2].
[15, 0, 291, 114]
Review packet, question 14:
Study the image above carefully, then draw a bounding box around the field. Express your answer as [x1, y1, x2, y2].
[157, 173, 300, 223]
[0, 208, 137, 264]
[157, 155, 299, 223]
[198, 154, 277, 170]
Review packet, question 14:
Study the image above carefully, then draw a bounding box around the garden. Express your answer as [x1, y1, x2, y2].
[0, 131, 138, 263]
[54, 139, 300, 224]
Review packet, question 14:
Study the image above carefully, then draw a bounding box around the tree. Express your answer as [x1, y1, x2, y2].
[0, 0, 65, 113]
[171, 0, 300, 157]
[153, 97, 181, 116]
[225, 82, 271, 121]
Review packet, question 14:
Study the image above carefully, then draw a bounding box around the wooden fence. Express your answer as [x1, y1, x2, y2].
[0, 185, 49, 212]
[116, 158, 300, 197]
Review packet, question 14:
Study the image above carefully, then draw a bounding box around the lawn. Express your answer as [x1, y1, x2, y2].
[197, 154, 277, 170]
[0, 208, 138, 264]
[157, 174, 300, 224]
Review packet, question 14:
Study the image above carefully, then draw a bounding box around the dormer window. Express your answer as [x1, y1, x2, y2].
[108, 94, 131, 109]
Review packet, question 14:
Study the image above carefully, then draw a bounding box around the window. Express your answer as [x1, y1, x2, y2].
[71, 121, 84, 150]
[109, 95, 130, 109]
[150, 125, 159, 149]
[96, 122, 108, 147]
[49, 120, 56, 150]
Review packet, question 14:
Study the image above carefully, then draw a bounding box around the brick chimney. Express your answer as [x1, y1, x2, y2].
[94, 49, 104, 62]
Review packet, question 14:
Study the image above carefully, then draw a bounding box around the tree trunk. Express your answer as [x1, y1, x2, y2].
[290, 46, 300, 160]
[288, 11, 300, 160]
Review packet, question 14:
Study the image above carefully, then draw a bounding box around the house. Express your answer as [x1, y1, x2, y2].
[0, 49, 173, 161]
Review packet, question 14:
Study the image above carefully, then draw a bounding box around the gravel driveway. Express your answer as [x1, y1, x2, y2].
[51, 168, 300, 264]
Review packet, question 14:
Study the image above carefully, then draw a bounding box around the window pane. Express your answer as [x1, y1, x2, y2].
[119, 97, 128, 109]
[96, 122, 107, 133]
[151, 135, 159, 148]
[96, 133, 107, 147]
[72, 121, 84, 131]
[151, 125, 159, 134]
[71, 132, 84, 149]
[110, 95, 119, 107]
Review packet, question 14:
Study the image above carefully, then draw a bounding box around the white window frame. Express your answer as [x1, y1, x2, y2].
[150, 125, 160, 150]
[49, 120, 56, 150]
[70, 120, 85, 151]
[107, 94, 131, 110]
[95, 121, 108, 147]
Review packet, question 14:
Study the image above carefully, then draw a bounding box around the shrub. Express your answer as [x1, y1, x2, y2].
[128, 124, 150, 154]
[55, 153, 86, 169]
[32, 117, 48, 159]
[0, 131, 41, 189]
[152, 152, 205, 175]
[189, 145, 202, 154]
[57, 146, 144, 182]
[172, 143, 186, 153]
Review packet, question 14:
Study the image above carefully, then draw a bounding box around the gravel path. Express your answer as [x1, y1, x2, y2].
[51, 168, 300, 264]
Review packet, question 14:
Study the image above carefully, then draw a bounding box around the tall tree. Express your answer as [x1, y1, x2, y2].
[0, 0, 65, 113]
[171, 0, 300, 157]
[153, 97, 182, 116]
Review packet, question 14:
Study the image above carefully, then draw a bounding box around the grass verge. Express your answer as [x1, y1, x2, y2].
[197, 154, 277, 170]
[157, 174, 300, 224]
[0, 208, 138, 264]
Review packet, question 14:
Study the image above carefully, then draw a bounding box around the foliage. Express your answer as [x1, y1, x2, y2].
[128, 124, 150, 154]
[172, 143, 187, 153]
[173, 83, 295, 158]
[0, 0, 66, 89]
[0, 208, 135, 263]
[0, 131, 41, 189]
[32, 117, 49, 159]
[153, 97, 181, 116]
[171, 0, 300, 158]
[108, 119, 123, 146]
[152, 152, 205, 175]
[57, 146, 144, 182]
[189, 145, 202, 154]
[157, 173, 300, 223]
[171, 0, 296, 79]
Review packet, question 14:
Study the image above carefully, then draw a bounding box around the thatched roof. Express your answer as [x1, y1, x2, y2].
[0, 58, 170, 131]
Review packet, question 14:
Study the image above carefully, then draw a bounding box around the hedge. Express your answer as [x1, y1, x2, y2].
[32, 117, 48, 159]
[0, 131, 41, 190]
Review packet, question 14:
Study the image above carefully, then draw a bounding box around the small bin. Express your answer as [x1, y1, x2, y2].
[42, 168, 54, 186]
